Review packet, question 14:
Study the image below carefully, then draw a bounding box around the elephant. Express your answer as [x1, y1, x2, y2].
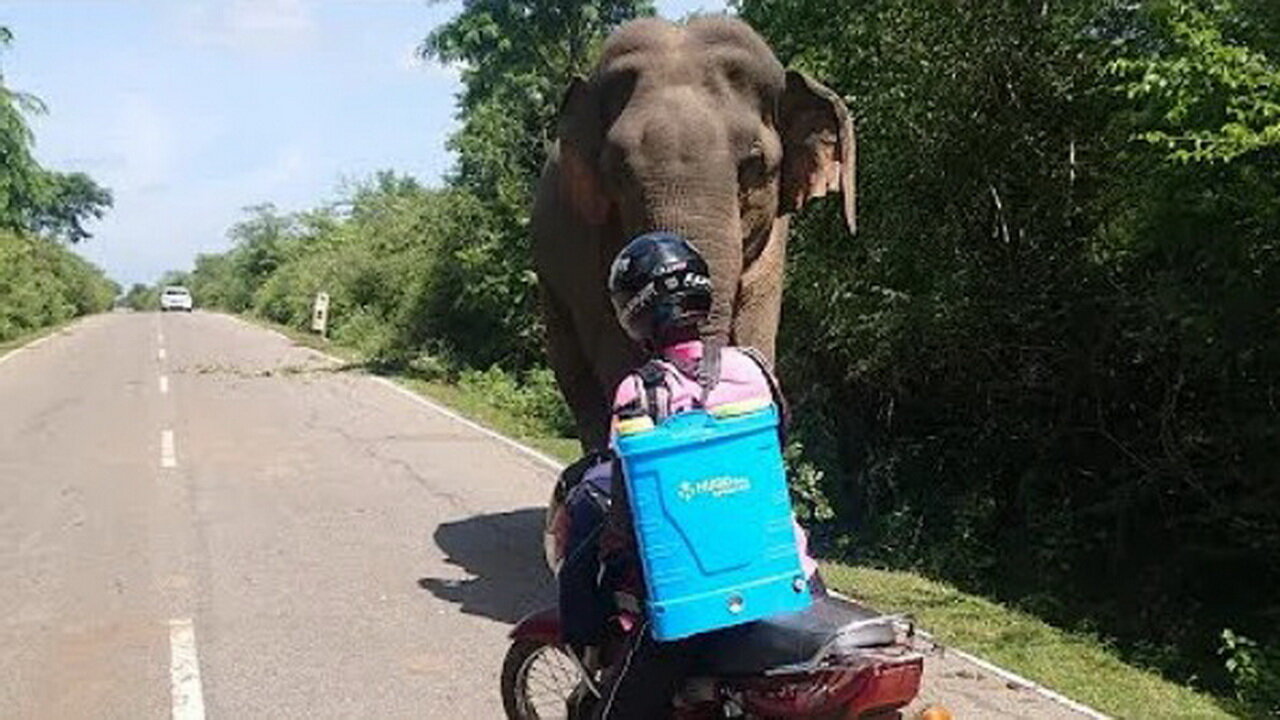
[533, 16, 856, 450]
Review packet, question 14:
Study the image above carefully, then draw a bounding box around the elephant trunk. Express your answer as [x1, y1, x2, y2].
[629, 179, 743, 354]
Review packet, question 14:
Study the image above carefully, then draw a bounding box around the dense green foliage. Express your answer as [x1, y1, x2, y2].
[120, 282, 156, 312]
[737, 0, 1279, 709]
[0, 28, 112, 243]
[0, 230, 118, 342]
[173, 0, 1278, 710]
[1111, 0, 1280, 162]
[1, 27, 116, 341]
[182, 174, 577, 436]
[413, 0, 655, 368]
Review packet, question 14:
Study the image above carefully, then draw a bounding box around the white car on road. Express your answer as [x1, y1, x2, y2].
[160, 286, 194, 312]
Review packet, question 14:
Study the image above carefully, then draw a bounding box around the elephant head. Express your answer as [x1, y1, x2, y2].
[553, 17, 856, 358]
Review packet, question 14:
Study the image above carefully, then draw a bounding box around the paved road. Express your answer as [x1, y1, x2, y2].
[0, 312, 1099, 719]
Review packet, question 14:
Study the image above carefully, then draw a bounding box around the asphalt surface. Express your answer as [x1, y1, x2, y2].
[0, 311, 1100, 719]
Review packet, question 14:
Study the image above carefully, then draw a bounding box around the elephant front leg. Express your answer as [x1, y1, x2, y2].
[540, 284, 613, 452]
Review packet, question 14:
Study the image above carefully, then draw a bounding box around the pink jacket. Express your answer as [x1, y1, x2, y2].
[610, 340, 819, 578]
[610, 341, 771, 419]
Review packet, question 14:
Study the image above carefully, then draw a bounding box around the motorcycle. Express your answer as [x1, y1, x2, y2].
[499, 469, 924, 719]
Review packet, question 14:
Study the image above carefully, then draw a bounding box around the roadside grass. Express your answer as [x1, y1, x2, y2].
[0, 316, 82, 358]
[826, 563, 1240, 719]
[238, 311, 1240, 720]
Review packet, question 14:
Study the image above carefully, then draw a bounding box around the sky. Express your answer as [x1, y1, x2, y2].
[2, 0, 727, 286]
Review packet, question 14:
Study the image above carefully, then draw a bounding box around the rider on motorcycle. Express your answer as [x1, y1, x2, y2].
[557, 232, 820, 719]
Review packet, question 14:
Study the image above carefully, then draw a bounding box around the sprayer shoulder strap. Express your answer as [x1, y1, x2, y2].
[635, 360, 673, 423]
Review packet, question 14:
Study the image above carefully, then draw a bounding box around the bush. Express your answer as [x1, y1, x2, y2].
[188, 175, 543, 373]
[456, 365, 575, 437]
[1220, 629, 1280, 714]
[0, 230, 116, 342]
[121, 282, 156, 311]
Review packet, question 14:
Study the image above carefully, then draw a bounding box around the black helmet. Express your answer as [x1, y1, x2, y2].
[609, 232, 712, 345]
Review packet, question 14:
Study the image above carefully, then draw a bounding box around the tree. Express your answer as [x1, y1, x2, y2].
[1110, 0, 1280, 162]
[32, 171, 113, 242]
[0, 26, 48, 235]
[0, 28, 112, 241]
[227, 203, 296, 290]
[739, 0, 1279, 702]
[420, 0, 653, 199]
[414, 0, 653, 369]
[121, 282, 156, 311]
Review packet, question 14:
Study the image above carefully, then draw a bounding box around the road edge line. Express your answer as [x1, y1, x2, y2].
[921, 631, 1111, 720]
[229, 311, 1111, 719]
[826, 588, 1112, 720]
[368, 376, 565, 472]
[0, 317, 85, 368]
[217, 312, 565, 472]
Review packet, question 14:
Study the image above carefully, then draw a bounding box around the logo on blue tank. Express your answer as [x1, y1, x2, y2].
[676, 476, 752, 502]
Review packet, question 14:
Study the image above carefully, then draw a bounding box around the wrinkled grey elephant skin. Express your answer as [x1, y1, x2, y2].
[533, 16, 857, 449]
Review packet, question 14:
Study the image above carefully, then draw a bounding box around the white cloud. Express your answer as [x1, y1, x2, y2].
[178, 0, 318, 56]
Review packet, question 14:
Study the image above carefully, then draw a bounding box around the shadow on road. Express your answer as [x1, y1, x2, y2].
[417, 507, 555, 625]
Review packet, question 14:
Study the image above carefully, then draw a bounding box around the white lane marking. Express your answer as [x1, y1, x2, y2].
[220, 313, 293, 343]
[161, 430, 177, 468]
[221, 312, 1109, 719]
[370, 376, 564, 472]
[158, 347, 167, 361]
[0, 317, 85, 368]
[168, 618, 206, 720]
[160, 375, 170, 394]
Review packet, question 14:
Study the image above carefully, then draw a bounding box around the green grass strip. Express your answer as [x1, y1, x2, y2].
[0, 316, 83, 356]
[396, 375, 582, 463]
[823, 563, 1239, 719]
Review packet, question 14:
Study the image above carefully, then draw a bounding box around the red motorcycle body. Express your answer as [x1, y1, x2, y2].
[509, 597, 923, 719]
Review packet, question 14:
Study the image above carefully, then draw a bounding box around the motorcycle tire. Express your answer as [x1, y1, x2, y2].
[501, 638, 585, 720]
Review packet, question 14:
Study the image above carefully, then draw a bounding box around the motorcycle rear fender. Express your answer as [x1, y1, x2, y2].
[510, 606, 561, 644]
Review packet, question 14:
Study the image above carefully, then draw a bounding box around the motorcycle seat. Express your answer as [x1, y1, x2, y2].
[692, 593, 897, 677]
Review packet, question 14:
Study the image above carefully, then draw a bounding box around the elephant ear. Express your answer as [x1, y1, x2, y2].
[556, 76, 611, 227]
[778, 70, 857, 235]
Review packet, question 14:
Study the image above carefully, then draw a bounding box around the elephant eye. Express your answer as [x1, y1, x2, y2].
[738, 145, 768, 184]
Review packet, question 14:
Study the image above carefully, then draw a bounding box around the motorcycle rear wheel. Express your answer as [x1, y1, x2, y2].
[501, 638, 585, 720]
